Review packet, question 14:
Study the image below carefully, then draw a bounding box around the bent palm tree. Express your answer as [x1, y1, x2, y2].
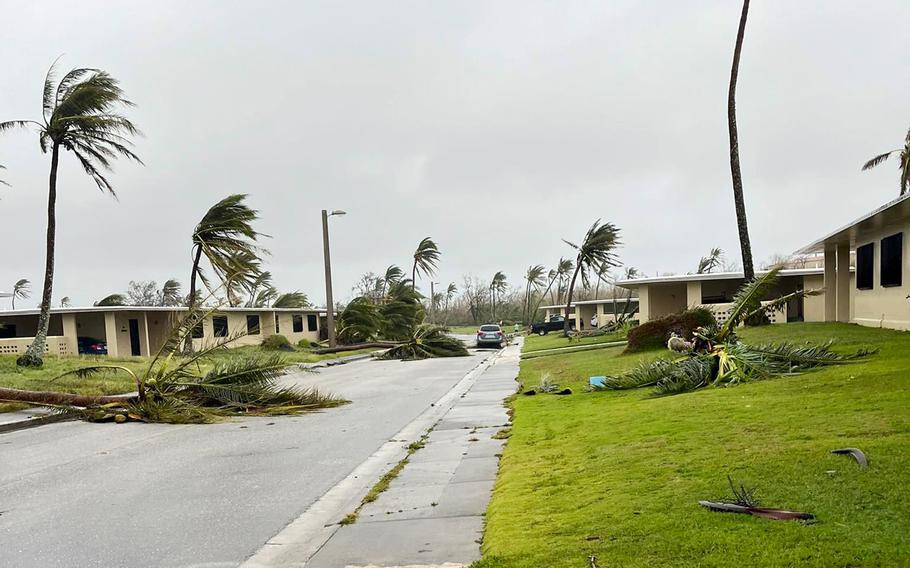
[562, 221, 622, 335]
[273, 292, 309, 308]
[443, 282, 457, 324]
[11, 279, 30, 309]
[159, 279, 182, 306]
[697, 247, 725, 274]
[2, 62, 142, 366]
[489, 271, 507, 320]
[186, 194, 266, 349]
[411, 237, 440, 291]
[523, 265, 546, 324]
[862, 127, 910, 196]
[727, 0, 756, 280]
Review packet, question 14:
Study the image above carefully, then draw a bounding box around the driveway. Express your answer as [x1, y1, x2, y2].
[0, 350, 491, 567]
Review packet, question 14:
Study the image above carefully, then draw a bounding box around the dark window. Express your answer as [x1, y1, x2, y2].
[856, 243, 874, 290]
[307, 314, 318, 331]
[191, 321, 204, 339]
[275, 314, 280, 333]
[246, 314, 261, 335]
[292, 314, 304, 333]
[213, 316, 228, 337]
[0, 324, 16, 339]
[881, 232, 903, 287]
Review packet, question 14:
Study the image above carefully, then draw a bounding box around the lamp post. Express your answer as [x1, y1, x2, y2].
[322, 209, 346, 347]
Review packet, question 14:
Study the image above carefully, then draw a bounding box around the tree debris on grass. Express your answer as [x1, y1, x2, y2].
[699, 475, 815, 522]
[832, 447, 869, 468]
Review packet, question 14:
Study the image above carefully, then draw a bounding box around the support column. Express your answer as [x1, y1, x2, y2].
[824, 248, 836, 322]
[141, 313, 151, 357]
[104, 312, 119, 357]
[836, 244, 850, 323]
[638, 287, 650, 322]
[686, 281, 702, 308]
[61, 314, 78, 356]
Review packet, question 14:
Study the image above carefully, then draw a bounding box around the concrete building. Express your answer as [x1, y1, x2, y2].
[797, 193, 910, 330]
[0, 306, 329, 357]
[615, 268, 841, 326]
[539, 297, 640, 330]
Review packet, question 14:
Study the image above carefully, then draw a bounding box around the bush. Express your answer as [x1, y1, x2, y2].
[297, 339, 321, 349]
[625, 308, 715, 352]
[261, 334, 292, 351]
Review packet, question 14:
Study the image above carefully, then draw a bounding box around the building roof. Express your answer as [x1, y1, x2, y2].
[615, 267, 826, 287]
[796, 193, 910, 254]
[538, 297, 639, 310]
[0, 305, 329, 317]
[0, 292, 11, 298]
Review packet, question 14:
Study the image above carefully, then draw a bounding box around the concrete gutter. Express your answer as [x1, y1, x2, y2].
[0, 409, 74, 435]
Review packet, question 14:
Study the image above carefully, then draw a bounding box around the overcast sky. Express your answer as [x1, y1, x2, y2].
[1, 1, 908, 307]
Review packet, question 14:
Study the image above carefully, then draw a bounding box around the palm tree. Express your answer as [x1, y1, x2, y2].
[862, 127, 910, 196]
[380, 265, 404, 300]
[188, 194, 265, 312]
[243, 271, 273, 308]
[562, 220, 622, 335]
[2, 62, 142, 366]
[489, 271, 507, 320]
[159, 279, 182, 306]
[95, 293, 126, 306]
[696, 247, 725, 274]
[443, 282, 457, 324]
[727, 0, 756, 281]
[523, 265, 546, 324]
[273, 292, 309, 308]
[411, 237, 440, 291]
[59, 296, 71, 308]
[11, 279, 30, 309]
[554, 258, 574, 304]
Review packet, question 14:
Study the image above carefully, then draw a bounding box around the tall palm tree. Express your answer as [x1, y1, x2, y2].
[489, 271, 507, 320]
[523, 265, 546, 324]
[186, 194, 265, 350]
[11, 279, 30, 309]
[862, 127, 910, 196]
[411, 237, 440, 291]
[696, 247, 725, 274]
[443, 282, 457, 324]
[243, 271, 273, 307]
[1, 62, 141, 366]
[727, 0, 755, 281]
[554, 258, 574, 304]
[380, 264, 404, 299]
[562, 220, 622, 335]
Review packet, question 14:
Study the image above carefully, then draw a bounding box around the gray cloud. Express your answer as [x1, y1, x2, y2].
[1, 0, 908, 305]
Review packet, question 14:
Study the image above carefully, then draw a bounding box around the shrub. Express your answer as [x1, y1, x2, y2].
[297, 339, 321, 349]
[261, 334, 292, 351]
[625, 308, 715, 352]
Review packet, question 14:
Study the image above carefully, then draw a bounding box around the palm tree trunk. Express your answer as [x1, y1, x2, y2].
[183, 245, 204, 353]
[17, 144, 60, 367]
[0, 386, 135, 407]
[563, 262, 582, 336]
[728, 0, 755, 281]
[411, 264, 417, 291]
[531, 277, 557, 323]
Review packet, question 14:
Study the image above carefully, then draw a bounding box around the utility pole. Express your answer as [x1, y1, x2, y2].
[322, 209, 346, 347]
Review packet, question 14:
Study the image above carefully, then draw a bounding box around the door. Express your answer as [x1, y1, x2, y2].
[128, 319, 141, 356]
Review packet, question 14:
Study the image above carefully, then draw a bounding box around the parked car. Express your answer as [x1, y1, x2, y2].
[530, 315, 575, 336]
[476, 324, 505, 348]
[77, 336, 108, 355]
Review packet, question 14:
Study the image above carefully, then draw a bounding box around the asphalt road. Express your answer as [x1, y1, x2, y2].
[0, 348, 491, 568]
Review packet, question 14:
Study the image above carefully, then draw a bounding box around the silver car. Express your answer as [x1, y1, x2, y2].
[476, 324, 504, 348]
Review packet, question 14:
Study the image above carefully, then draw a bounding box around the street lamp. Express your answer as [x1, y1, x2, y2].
[322, 209, 346, 347]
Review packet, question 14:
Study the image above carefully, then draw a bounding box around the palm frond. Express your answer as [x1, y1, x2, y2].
[273, 291, 309, 308]
[379, 324, 468, 360]
[718, 267, 781, 340]
[862, 150, 896, 171]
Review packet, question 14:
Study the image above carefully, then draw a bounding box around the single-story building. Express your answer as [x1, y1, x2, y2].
[796, 193, 910, 330]
[539, 297, 640, 330]
[615, 268, 846, 326]
[0, 306, 330, 358]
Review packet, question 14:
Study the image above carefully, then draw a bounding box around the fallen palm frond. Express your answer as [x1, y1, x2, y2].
[0, 304, 347, 424]
[592, 272, 875, 397]
[378, 324, 469, 361]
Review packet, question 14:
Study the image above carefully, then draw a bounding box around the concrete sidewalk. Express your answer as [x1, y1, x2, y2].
[305, 340, 521, 568]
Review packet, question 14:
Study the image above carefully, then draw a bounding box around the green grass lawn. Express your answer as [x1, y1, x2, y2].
[523, 329, 627, 353]
[0, 345, 377, 413]
[475, 323, 910, 567]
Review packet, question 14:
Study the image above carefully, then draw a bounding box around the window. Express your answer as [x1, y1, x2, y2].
[307, 314, 318, 331]
[275, 314, 280, 333]
[856, 242, 874, 290]
[292, 314, 304, 333]
[881, 232, 903, 287]
[212, 316, 228, 337]
[0, 324, 16, 339]
[246, 314, 260, 335]
[191, 321, 204, 339]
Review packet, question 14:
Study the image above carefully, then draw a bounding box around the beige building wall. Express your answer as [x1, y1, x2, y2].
[851, 221, 910, 330]
[647, 283, 688, 319]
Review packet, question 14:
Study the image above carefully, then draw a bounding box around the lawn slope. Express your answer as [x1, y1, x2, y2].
[476, 323, 910, 567]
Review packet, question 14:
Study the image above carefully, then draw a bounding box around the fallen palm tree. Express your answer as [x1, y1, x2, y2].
[592, 268, 874, 396]
[378, 324, 469, 361]
[0, 306, 346, 423]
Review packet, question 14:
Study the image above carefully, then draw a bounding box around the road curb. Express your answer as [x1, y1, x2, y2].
[0, 412, 73, 435]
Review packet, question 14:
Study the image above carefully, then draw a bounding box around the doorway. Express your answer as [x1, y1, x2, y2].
[128, 319, 141, 356]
